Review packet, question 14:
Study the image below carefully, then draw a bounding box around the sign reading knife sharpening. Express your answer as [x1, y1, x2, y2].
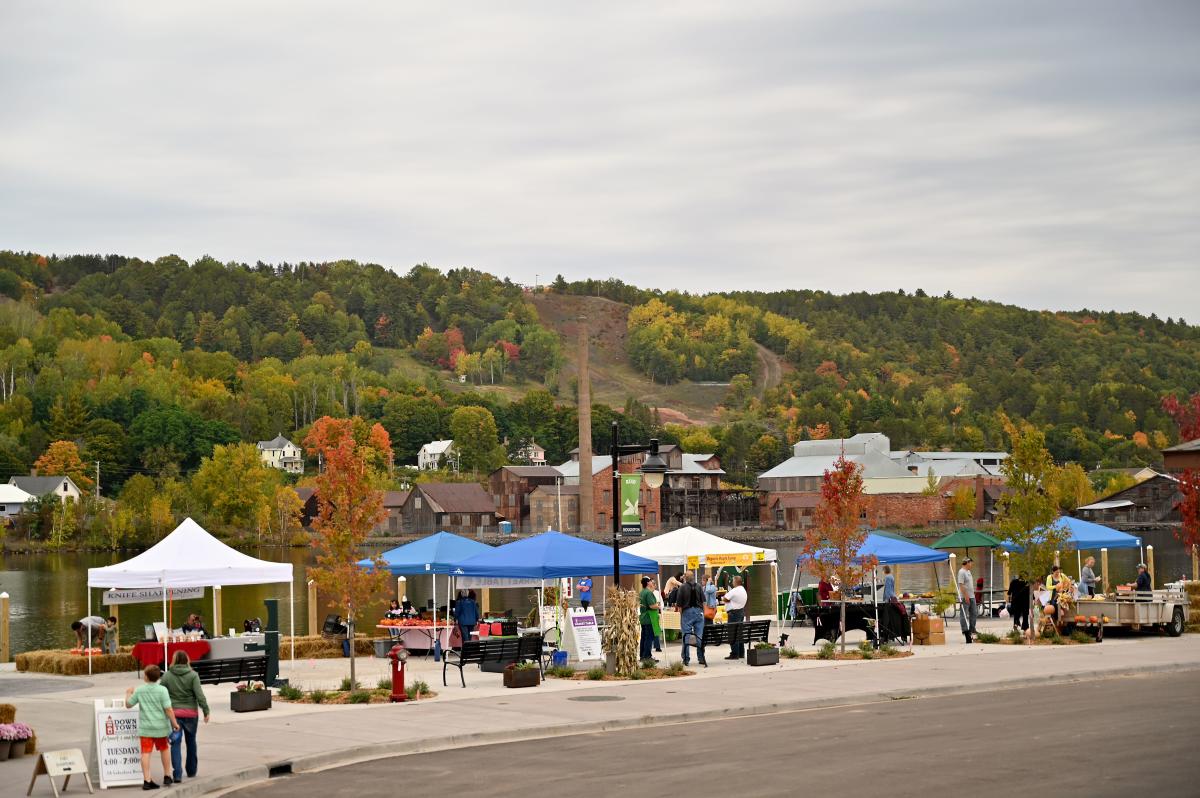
[103, 586, 203, 605]
[620, 473, 643, 535]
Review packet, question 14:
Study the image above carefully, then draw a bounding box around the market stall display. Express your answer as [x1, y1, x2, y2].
[130, 640, 211, 668]
[86, 518, 295, 674]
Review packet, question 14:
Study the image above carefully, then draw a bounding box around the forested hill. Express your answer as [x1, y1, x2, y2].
[554, 276, 1200, 471]
[0, 250, 1195, 500]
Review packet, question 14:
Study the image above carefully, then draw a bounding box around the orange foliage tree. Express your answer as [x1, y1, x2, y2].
[304, 416, 392, 685]
[798, 454, 873, 653]
[33, 440, 94, 491]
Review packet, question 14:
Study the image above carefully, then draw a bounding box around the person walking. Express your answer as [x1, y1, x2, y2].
[161, 651, 210, 784]
[638, 577, 659, 663]
[957, 557, 978, 643]
[675, 571, 707, 667]
[1007, 572, 1030, 632]
[126, 664, 179, 790]
[722, 576, 748, 660]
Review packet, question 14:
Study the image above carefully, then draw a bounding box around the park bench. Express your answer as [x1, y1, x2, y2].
[442, 633, 544, 687]
[192, 656, 268, 685]
[691, 620, 773, 666]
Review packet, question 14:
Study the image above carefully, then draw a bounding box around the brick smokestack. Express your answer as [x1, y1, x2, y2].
[576, 315, 593, 533]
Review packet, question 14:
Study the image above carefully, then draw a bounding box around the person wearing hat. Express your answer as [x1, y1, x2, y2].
[956, 556, 978, 643]
[1134, 562, 1152, 598]
[638, 576, 659, 663]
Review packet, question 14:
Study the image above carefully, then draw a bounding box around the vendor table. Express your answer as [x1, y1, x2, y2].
[376, 625, 451, 653]
[809, 603, 910, 644]
[131, 640, 211, 668]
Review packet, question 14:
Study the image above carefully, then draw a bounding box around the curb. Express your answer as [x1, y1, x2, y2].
[179, 657, 1200, 797]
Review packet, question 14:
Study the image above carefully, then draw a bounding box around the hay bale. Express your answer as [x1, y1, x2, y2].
[281, 635, 373, 660]
[15, 650, 137, 676]
[0, 703, 15, 723]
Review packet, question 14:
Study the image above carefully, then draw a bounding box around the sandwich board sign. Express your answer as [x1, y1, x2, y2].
[91, 699, 142, 789]
[563, 607, 603, 662]
[27, 748, 93, 797]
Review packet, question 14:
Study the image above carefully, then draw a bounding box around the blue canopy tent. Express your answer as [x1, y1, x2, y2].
[450, 531, 661, 629]
[356, 531, 494, 634]
[1001, 516, 1142, 588]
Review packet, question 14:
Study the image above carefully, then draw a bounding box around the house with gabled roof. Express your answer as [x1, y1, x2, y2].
[9, 474, 82, 504]
[257, 434, 303, 474]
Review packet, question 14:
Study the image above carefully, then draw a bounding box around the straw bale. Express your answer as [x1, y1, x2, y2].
[281, 635, 373, 660]
[0, 703, 14, 723]
[15, 650, 137, 676]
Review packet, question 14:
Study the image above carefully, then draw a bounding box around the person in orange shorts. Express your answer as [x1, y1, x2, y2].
[126, 664, 180, 790]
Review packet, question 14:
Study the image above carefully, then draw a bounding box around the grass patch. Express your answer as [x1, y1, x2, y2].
[338, 677, 359, 692]
[412, 680, 432, 697]
[308, 690, 328, 704]
[879, 643, 898, 657]
[1006, 629, 1025, 644]
[780, 647, 800, 659]
[376, 677, 392, 691]
[277, 685, 304, 701]
[664, 661, 686, 676]
[975, 632, 1000, 644]
[347, 690, 371, 704]
[586, 667, 606, 681]
[857, 641, 874, 660]
[816, 641, 836, 660]
[629, 669, 647, 680]
[1069, 630, 1094, 644]
[546, 665, 577, 679]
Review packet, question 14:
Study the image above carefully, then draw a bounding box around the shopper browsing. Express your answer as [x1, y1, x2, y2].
[125, 664, 180, 790]
[722, 576, 748, 659]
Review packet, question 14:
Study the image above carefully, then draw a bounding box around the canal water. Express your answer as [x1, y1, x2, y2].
[0, 531, 1189, 656]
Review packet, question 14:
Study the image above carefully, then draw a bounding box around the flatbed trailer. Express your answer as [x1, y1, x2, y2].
[1073, 586, 1188, 636]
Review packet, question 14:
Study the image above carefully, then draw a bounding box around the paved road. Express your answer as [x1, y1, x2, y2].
[240, 671, 1193, 798]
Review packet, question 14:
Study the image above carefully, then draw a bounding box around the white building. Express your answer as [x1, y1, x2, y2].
[256, 434, 304, 474]
[514, 441, 547, 466]
[0, 483, 33, 518]
[418, 439, 456, 471]
[8, 475, 83, 504]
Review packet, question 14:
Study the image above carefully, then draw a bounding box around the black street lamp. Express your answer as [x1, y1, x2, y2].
[609, 420, 669, 586]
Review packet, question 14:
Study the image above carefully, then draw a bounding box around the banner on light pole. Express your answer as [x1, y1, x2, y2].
[620, 473, 643, 535]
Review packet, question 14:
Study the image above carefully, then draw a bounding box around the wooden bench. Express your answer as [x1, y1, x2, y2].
[692, 620, 773, 666]
[192, 656, 268, 685]
[442, 634, 544, 687]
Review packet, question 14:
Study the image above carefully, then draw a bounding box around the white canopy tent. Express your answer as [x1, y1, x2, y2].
[86, 518, 295, 673]
[621, 526, 777, 565]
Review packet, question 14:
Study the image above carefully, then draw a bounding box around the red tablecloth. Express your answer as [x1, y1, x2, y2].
[131, 640, 211, 668]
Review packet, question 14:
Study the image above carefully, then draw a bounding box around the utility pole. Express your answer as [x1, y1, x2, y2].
[95, 461, 100, 500]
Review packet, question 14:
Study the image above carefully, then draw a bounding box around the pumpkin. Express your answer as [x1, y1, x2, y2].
[1074, 615, 1086, 623]
[1102, 616, 1110, 623]
[1089, 615, 1099, 624]
[1043, 605, 1056, 616]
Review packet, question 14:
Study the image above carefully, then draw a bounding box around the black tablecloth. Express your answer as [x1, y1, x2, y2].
[809, 602, 910, 644]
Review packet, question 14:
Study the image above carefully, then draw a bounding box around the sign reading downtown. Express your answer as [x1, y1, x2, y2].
[93, 699, 143, 788]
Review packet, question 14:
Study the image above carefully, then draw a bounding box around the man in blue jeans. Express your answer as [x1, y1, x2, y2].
[638, 577, 659, 662]
[675, 571, 707, 667]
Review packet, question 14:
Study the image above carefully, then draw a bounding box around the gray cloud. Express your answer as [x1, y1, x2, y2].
[0, 1, 1196, 319]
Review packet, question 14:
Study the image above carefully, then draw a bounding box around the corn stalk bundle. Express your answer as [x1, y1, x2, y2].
[600, 587, 639, 676]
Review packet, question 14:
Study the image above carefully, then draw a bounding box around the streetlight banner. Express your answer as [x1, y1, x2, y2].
[620, 473, 642, 534]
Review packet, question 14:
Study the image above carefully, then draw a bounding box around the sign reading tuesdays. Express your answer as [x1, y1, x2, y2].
[620, 473, 642, 535]
[93, 699, 143, 789]
[104, 586, 203, 605]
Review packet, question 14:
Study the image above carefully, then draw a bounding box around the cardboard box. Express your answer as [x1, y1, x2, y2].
[913, 631, 945, 646]
[912, 615, 944, 637]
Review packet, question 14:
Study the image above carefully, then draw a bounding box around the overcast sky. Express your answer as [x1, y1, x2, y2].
[1, 1, 1196, 319]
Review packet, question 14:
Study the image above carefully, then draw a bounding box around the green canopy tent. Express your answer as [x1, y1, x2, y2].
[932, 528, 1005, 614]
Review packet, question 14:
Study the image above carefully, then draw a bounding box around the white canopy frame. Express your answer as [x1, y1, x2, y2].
[86, 518, 295, 675]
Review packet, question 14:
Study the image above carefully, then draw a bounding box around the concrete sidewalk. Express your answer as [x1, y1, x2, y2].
[2, 632, 1197, 798]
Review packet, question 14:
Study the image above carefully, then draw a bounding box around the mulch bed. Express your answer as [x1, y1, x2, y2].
[275, 687, 437, 704]
[546, 667, 695, 681]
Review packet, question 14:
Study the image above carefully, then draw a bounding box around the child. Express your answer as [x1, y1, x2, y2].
[104, 616, 119, 655]
[125, 664, 180, 790]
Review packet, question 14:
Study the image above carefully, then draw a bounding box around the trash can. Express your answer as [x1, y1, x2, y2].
[551, 650, 569, 668]
[373, 639, 393, 658]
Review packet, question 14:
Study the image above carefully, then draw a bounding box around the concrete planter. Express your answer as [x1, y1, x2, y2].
[747, 647, 779, 666]
[230, 689, 272, 713]
[503, 666, 540, 688]
[9, 740, 27, 758]
[0, 740, 11, 761]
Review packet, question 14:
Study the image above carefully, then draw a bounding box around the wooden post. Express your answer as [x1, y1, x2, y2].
[1100, 548, 1109, 595]
[0, 591, 9, 663]
[1192, 545, 1198, 582]
[111, 603, 119, 649]
[1146, 545, 1155, 588]
[307, 579, 318, 636]
[1001, 552, 1010, 592]
[893, 565, 902, 596]
[213, 586, 223, 637]
[481, 588, 492, 616]
[396, 576, 404, 603]
[948, 552, 957, 588]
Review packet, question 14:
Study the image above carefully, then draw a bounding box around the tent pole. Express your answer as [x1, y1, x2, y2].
[1077, 550, 1083, 582]
[539, 581, 544, 630]
[161, 572, 168, 667]
[989, 549, 994, 616]
[873, 566, 879, 649]
[87, 587, 92, 674]
[289, 579, 295, 666]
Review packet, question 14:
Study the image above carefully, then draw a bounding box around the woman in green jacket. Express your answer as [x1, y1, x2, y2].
[161, 650, 211, 783]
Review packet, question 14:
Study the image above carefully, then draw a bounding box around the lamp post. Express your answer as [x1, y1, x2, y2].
[609, 420, 668, 586]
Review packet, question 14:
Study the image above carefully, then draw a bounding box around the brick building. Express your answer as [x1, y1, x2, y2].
[488, 466, 562, 533]
[546, 454, 663, 534]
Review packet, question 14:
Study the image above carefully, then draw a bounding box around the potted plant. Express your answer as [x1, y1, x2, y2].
[747, 642, 779, 666]
[230, 681, 272, 713]
[503, 661, 541, 688]
[0, 724, 14, 761]
[8, 723, 32, 758]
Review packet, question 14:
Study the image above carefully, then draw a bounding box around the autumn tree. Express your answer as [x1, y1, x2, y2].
[267, 484, 304, 545]
[994, 415, 1066, 636]
[798, 454, 872, 653]
[1048, 462, 1095, 512]
[304, 416, 391, 686]
[191, 443, 278, 533]
[1162, 393, 1200, 565]
[947, 485, 975, 520]
[33, 440, 94, 491]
